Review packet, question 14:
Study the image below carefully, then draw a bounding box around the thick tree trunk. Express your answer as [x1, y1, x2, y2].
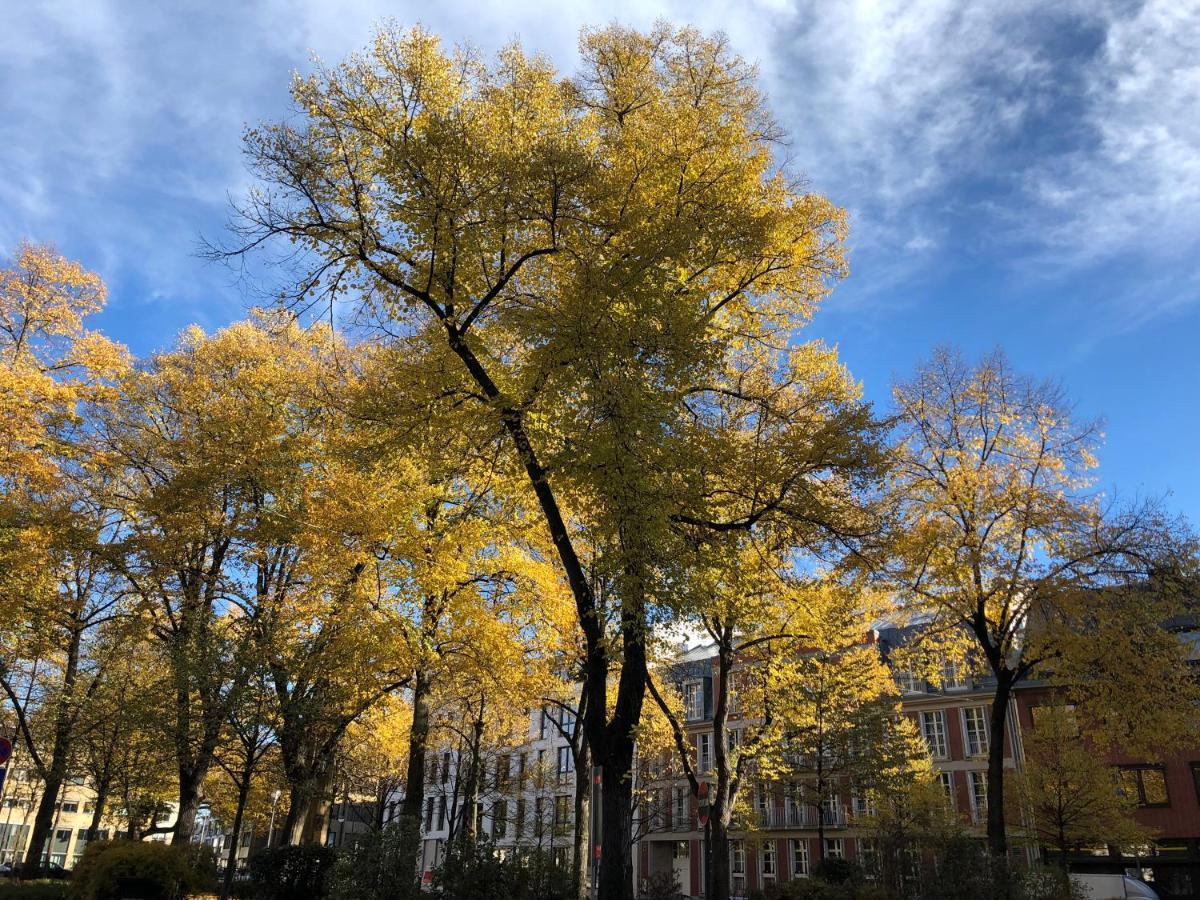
[986, 680, 1012, 857]
[22, 774, 62, 872]
[23, 632, 83, 872]
[710, 815, 731, 900]
[175, 765, 207, 844]
[283, 759, 335, 846]
[85, 777, 110, 843]
[597, 751, 635, 900]
[398, 669, 431, 877]
[220, 769, 252, 900]
[571, 740, 591, 900]
[457, 711, 485, 845]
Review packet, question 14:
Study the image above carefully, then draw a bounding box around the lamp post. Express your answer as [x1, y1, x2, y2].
[266, 791, 282, 849]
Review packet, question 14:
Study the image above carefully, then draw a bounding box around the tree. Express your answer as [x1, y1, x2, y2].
[0, 243, 127, 870]
[884, 348, 1198, 864]
[212, 670, 278, 900]
[221, 23, 848, 898]
[98, 316, 353, 841]
[1018, 705, 1151, 869]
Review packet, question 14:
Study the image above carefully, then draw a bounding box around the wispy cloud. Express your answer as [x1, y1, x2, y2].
[1, 0, 1196, 340]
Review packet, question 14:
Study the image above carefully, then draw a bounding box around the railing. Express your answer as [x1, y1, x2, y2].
[756, 805, 847, 829]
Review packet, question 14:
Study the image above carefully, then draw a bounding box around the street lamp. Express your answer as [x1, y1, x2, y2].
[266, 790, 282, 848]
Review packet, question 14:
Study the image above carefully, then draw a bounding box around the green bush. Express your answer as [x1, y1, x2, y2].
[432, 841, 572, 900]
[328, 827, 420, 900]
[813, 858, 863, 885]
[0, 884, 70, 900]
[638, 871, 684, 900]
[242, 846, 338, 900]
[68, 840, 216, 900]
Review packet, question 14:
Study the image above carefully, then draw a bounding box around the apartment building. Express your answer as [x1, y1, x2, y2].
[0, 768, 176, 869]
[634, 633, 1022, 896]
[382, 707, 587, 884]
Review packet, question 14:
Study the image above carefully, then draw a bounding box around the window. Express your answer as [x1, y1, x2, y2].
[698, 733, 713, 772]
[761, 842, 776, 879]
[858, 839, 878, 879]
[672, 787, 687, 827]
[493, 800, 508, 839]
[790, 838, 810, 877]
[962, 707, 990, 757]
[60, 802, 78, 814]
[424, 797, 435, 831]
[440, 751, 451, 784]
[727, 728, 742, 753]
[554, 795, 570, 829]
[824, 838, 844, 860]
[1118, 766, 1169, 808]
[537, 749, 547, 787]
[437, 795, 446, 831]
[561, 708, 576, 732]
[684, 681, 704, 721]
[919, 710, 948, 759]
[497, 755, 511, 789]
[894, 665, 923, 693]
[821, 795, 840, 824]
[539, 708, 551, 739]
[941, 660, 967, 690]
[731, 840, 746, 874]
[937, 771, 954, 804]
[55, 829, 70, 843]
[515, 798, 526, 837]
[534, 796, 545, 830]
[557, 746, 574, 781]
[968, 771, 987, 821]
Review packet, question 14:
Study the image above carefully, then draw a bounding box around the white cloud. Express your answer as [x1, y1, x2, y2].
[0, 0, 1196, 334]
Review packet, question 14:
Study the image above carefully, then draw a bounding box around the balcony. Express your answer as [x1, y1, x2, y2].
[755, 804, 846, 829]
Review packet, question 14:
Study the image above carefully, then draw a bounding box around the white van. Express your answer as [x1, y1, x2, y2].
[1070, 873, 1161, 899]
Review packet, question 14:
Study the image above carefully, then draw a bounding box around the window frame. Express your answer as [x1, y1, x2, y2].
[919, 710, 949, 759]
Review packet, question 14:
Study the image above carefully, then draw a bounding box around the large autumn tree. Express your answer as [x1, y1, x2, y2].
[220, 23, 847, 898]
[0, 243, 127, 871]
[883, 348, 1197, 865]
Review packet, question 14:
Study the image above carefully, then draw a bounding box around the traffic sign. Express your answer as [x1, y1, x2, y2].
[697, 782, 711, 827]
[0, 737, 11, 766]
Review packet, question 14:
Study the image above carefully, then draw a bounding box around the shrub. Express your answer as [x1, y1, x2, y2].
[0, 884, 70, 900]
[432, 841, 572, 900]
[243, 846, 338, 900]
[327, 827, 420, 900]
[638, 871, 684, 900]
[813, 857, 862, 885]
[68, 840, 215, 900]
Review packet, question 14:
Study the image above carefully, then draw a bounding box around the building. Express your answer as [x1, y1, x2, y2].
[0, 768, 176, 869]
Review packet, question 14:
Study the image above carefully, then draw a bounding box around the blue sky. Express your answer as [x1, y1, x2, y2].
[3, 0, 1198, 518]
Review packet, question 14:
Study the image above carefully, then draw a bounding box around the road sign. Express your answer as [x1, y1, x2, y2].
[0, 737, 11, 766]
[697, 782, 711, 827]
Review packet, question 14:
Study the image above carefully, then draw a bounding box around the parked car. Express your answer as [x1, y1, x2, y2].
[1071, 873, 1161, 899]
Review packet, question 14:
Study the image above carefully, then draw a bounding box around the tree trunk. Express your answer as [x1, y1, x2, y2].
[22, 774, 62, 873]
[571, 740, 591, 900]
[85, 777, 110, 843]
[986, 680, 1012, 856]
[175, 764, 207, 844]
[710, 818, 730, 900]
[597, 752, 635, 900]
[398, 668, 431, 878]
[283, 758, 335, 846]
[220, 769, 252, 900]
[457, 710, 485, 845]
[23, 630, 84, 872]
[710, 815, 731, 900]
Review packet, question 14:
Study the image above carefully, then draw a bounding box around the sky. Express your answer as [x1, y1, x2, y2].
[3, 0, 1199, 518]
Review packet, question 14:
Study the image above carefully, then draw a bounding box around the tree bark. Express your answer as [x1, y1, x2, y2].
[85, 777, 110, 843]
[220, 764, 253, 900]
[23, 631, 83, 872]
[597, 751, 635, 900]
[986, 678, 1013, 857]
[571, 740, 591, 900]
[398, 668, 431, 878]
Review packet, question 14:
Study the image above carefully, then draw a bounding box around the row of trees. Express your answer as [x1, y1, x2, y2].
[2, 21, 1197, 900]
